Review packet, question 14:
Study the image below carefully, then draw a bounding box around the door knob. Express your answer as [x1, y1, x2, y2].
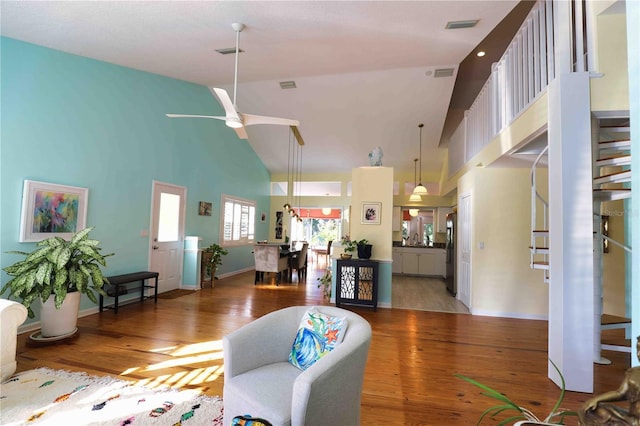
[153, 245, 159, 250]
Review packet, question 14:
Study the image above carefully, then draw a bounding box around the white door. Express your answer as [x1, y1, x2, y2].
[458, 193, 472, 308]
[150, 181, 186, 293]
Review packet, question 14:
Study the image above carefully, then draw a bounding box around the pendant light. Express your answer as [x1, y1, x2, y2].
[409, 158, 422, 202]
[409, 208, 420, 217]
[413, 123, 428, 195]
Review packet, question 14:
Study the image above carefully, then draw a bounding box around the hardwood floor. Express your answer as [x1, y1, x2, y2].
[14, 263, 629, 425]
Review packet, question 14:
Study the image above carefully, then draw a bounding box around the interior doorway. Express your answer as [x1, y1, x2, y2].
[149, 181, 186, 293]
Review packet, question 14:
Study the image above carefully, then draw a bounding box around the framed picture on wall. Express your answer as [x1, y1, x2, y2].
[361, 202, 381, 225]
[198, 201, 212, 216]
[19, 180, 89, 242]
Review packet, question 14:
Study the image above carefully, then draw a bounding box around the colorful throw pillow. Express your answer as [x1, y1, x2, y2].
[232, 415, 273, 426]
[288, 308, 348, 370]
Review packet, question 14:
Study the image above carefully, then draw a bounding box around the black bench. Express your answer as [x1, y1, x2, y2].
[99, 271, 159, 313]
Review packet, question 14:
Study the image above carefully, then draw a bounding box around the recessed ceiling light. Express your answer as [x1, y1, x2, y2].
[477, 51, 486, 57]
[445, 19, 479, 30]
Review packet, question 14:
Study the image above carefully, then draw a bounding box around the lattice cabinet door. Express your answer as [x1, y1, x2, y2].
[336, 259, 379, 310]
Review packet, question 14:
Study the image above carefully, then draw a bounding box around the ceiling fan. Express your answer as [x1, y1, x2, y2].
[166, 23, 302, 143]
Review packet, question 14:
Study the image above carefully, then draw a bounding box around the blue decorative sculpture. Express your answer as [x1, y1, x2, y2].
[369, 146, 383, 166]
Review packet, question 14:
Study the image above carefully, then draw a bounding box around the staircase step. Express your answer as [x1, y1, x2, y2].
[599, 139, 631, 152]
[594, 169, 631, 185]
[599, 125, 631, 134]
[529, 246, 549, 254]
[531, 261, 549, 270]
[594, 188, 632, 201]
[596, 155, 631, 167]
[601, 314, 631, 331]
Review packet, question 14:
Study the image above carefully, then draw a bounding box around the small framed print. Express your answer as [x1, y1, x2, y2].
[198, 201, 212, 216]
[361, 202, 381, 225]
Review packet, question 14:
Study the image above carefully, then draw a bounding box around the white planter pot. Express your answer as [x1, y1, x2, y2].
[39, 292, 80, 337]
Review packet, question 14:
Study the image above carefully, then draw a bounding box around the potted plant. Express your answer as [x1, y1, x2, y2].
[455, 359, 577, 425]
[202, 243, 228, 281]
[1, 227, 112, 337]
[340, 235, 357, 259]
[317, 269, 332, 299]
[355, 238, 372, 259]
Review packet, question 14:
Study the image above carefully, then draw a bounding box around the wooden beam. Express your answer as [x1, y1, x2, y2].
[290, 125, 305, 146]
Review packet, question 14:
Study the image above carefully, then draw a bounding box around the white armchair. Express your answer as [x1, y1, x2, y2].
[1, 299, 28, 381]
[223, 306, 372, 426]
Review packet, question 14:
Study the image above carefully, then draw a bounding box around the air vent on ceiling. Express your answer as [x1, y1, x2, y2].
[280, 81, 297, 89]
[216, 47, 244, 55]
[434, 68, 455, 78]
[445, 19, 479, 30]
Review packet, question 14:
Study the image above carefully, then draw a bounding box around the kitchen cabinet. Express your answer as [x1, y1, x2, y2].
[436, 207, 453, 233]
[393, 247, 446, 277]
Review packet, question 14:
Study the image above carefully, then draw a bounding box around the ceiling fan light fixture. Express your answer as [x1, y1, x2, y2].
[225, 117, 243, 128]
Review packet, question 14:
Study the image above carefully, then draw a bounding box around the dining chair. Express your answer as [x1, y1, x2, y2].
[315, 240, 332, 266]
[254, 244, 289, 285]
[290, 243, 308, 282]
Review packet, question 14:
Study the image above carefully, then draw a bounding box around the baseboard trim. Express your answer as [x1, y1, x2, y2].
[470, 309, 548, 321]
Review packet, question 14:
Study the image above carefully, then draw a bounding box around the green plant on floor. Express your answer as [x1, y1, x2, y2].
[1, 227, 113, 318]
[317, 270, 332, 298]
[455, 359, 577, 425]
[203, 243, 228, 276]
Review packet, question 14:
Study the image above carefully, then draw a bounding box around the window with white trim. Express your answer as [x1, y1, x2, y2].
[221, 195, 255, 246]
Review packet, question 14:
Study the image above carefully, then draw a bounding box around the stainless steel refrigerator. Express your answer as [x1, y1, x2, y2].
[445, 212, 457, 295]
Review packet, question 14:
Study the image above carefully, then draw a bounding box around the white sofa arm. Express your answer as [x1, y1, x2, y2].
[1, 299, 28, 381]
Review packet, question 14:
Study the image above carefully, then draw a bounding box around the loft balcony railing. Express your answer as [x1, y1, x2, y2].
[448, 0, 590, 177]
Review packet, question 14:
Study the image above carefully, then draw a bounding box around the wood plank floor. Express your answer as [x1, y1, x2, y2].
[14, 263, 629, 425]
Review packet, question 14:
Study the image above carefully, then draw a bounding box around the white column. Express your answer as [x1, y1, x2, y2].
[547, 71, 594, 392]
[628, 0, 640, 368]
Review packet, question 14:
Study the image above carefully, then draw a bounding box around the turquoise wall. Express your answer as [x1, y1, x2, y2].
[0, 37, 271, 321]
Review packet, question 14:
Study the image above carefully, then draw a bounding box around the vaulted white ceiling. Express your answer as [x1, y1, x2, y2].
[0, 0, 519, 187]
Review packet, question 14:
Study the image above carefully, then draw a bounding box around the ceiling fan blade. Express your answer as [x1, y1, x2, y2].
[234, 126, 249, 139]
[241, 113, 299, 127]
[212, 88, 241, 120]
[290, 126, 305, 146]
[166, 114, 226, 120]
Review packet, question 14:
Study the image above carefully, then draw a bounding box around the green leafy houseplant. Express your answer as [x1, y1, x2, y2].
[455, 359, 577, 425]
[1, 227, 113, 318]
[341, 235, 357, 253]
[317, 269, 332, 298]
[202, 243, 228, 276]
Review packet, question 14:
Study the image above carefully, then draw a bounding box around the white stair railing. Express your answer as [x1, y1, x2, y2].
[530, 145, 549, 282]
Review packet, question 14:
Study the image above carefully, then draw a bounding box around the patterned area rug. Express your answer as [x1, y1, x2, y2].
[0, 368, 223, 425]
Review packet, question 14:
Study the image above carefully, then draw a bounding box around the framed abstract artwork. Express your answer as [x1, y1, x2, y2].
[361, 202, 381, 225]
[19, 180, 89, 242]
